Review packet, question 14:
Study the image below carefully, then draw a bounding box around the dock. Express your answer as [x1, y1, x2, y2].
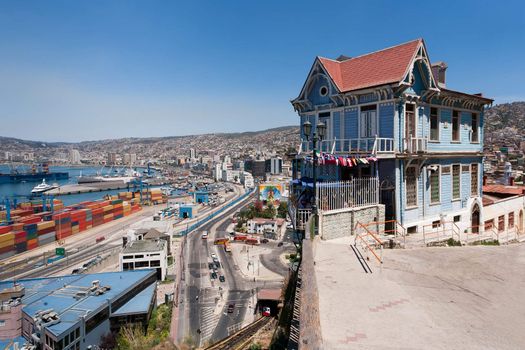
[46, 179, 167, 196]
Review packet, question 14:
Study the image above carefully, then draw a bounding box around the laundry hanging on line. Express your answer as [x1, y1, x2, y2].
[304, 152, 378, 167]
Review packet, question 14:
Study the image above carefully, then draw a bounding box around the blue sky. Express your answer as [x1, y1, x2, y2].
[0, 0, 524, 142]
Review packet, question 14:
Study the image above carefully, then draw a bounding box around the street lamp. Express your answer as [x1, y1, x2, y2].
[302, 120, 326, 237]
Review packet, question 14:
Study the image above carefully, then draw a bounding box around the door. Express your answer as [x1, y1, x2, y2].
[405, 104, 416, 150]
[471, 204, 480, 233]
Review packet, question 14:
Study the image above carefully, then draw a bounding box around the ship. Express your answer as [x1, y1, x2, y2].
[0, 163, 69, 184]
[31, 179, 58, 194]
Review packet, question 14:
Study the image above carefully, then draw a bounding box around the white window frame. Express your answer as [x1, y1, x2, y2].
[452, 110, 460, 142]
[359, 105, 377, 138]
[429, 164, 441, 205]
[430, 107, 440, 142]
[405, 165, 418, 208]
[471, 112, 479, 143]
[471, 163, 479, 196]
[404, 103, 418, 140]
[451, 163, 461, 201]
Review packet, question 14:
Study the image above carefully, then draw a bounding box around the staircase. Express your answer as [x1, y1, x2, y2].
[287, 266, 302, 350]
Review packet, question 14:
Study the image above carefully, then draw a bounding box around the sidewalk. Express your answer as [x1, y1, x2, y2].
[230, 244, 283, 282]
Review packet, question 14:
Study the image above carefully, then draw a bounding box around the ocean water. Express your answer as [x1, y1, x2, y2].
[0, 165, 156, 206]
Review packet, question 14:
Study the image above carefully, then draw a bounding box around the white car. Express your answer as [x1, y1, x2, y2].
[211, 253, 217, 260]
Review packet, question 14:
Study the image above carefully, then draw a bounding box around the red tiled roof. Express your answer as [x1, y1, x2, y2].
[482, 185, 525, 196]
[318, 39, 422, 93]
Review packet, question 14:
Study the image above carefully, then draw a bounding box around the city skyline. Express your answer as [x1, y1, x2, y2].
[0, 0, 524, 142]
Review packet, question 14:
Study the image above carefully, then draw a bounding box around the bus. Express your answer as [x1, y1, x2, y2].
[224, 242, 232, 253]
[233, 234, 247, 242]
[214, 238, 229, 245]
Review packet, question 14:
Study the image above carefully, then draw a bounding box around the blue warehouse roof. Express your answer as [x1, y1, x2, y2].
[112, 283, 156, 316]
[0, 270, 156, 339]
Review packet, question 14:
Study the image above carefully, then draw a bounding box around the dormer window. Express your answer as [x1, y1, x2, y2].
[319, 86, 328, 96]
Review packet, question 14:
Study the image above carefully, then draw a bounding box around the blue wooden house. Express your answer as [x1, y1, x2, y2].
[290, 39, 493, 236]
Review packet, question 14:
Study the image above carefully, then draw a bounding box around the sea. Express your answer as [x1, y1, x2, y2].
[0, 164, 157, 206]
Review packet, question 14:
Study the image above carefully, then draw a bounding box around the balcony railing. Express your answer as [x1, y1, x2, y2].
[403, 136, 428, 153]
[300, 136, 395, 155]
[316, 177, 379, 212]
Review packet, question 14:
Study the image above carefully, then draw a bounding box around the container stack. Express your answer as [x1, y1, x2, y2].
[0, 197, 142, 259]
[0, 226, 14, 259]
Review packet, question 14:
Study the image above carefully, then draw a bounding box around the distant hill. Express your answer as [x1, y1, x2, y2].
[0, 125, 299, 147]
[484, 102, 525, 135]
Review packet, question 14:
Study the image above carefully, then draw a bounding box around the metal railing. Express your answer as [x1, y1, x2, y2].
[296, 209, 312, 231]
[464, 226, 499, 245]
[358, 219, 406, 247]
[354, 221, 384, 265]
[316, 177, 379, 212]
[300, 136, 395, 155]
[403, 135, 428, 153]
[421, 221, 460, 245]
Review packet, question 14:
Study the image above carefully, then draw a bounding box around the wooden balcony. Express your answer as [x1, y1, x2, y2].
[300, 136, 395, 155]
[403, 136, 428, 153]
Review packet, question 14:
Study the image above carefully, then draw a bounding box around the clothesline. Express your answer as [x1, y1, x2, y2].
[304, 152, 378, 167]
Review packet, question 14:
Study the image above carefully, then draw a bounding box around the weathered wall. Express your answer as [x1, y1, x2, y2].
[319, 205, 385, 240]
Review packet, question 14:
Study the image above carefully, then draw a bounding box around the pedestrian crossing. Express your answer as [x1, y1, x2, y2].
[199, 305, 220, 347]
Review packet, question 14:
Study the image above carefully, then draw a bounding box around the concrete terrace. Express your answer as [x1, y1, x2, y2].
[314, 238, 525, 349]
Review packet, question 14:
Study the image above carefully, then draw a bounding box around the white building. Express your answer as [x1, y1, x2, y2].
[222, 169, 241, 183]
[240, 171, 255, 188]
[214, 163, 222, 181]
[120, 240, 168, 280]
[69, 149, 81, 164]
[269, 157, 283, 175]
[247, 218, 285, 236]
[123, 153, 137, 165]
[189, 148, 196, 160]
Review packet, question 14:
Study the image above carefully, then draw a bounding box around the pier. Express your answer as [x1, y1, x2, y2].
[46, 179, 167, 196]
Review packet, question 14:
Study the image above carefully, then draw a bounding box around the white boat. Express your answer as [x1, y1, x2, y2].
[31, 179, 58, 194]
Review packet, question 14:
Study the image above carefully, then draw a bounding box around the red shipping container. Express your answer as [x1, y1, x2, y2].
[0, 245, 13, 254]
[0, 226, 12, 234]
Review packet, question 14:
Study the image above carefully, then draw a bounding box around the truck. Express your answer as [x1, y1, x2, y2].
[214, 238, 229, 245]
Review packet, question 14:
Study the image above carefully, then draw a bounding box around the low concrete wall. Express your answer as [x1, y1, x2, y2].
[299, 219, 323, 350]
[319, 205, 385, 240]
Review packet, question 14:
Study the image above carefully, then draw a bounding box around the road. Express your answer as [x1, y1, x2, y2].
[178, 192, 285, 347]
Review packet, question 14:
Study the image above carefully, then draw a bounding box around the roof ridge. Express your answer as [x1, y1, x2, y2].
[319, 38, 422, 64]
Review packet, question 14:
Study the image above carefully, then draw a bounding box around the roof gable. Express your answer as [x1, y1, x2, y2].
[318, 39, 422, 93]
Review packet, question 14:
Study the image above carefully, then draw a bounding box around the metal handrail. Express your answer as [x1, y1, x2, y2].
[354, 221, 383, 264]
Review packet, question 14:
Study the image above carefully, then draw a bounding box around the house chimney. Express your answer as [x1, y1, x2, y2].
[431, 61, 447, 88]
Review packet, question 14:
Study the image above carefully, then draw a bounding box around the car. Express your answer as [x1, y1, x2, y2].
[262, 306, 271, 317]
[219, 275, 225, 282]
[261, 238, 269, 244]
[208, 262, 214, 270]
[214, 260, 221, 268]
[277, 242, 284, 247]
[211, 253, 217, 260]
[211, 272, 218, 279]
[227, 303, 235, 313]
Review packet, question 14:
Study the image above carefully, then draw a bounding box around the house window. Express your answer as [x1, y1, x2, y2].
[430, 107, 439, 141]
[0, 320, 5, 327]
[454, 215, 461, 223]
[452, 110, 460, 141]
[471, 164, 479, 196]
[485, 219, 494, 231]
[430, 166, 440, 204]
[452, 164, 461, 200]
[360, 105, 377, 138]
[432, 220, 441, 228]
[407, 226, 417, 234]
[319, 86, 328, 96]
[509, 212, 515, 228]
[471, 113, 479, 142]
[405, 103, 416, 140]
[498, 215, 505, 232]
[405, 166, 417, 207]
[442, 166, 450, 174]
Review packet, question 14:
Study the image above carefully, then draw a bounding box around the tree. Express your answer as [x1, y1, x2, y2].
[277, 202, 288, 219]
[262, 203, 276, 219]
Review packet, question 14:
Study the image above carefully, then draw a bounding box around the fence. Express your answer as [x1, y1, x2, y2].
[300, 136, 395, 154]
[176, 188, 253, 236]
[421, 221, 461, 245]
[316, 177, 379, 212]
